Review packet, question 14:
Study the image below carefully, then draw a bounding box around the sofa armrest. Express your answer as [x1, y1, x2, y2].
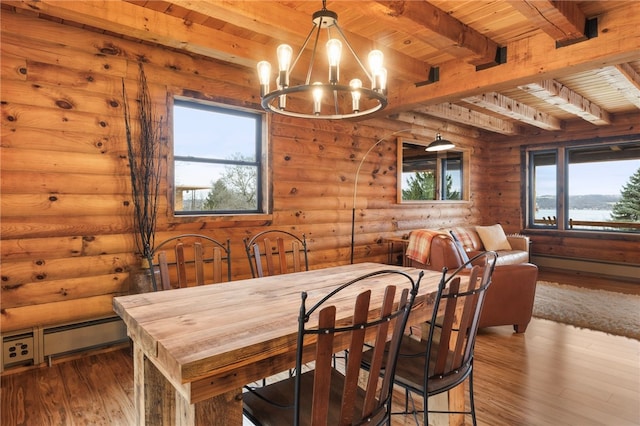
[507, 234, 530, 252]
[479, 263, 539, 333]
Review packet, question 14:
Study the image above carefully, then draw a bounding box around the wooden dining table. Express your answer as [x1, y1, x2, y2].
[113, 262, 461, 426]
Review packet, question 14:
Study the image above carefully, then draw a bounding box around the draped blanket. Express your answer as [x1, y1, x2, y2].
[405, 229, 443, 264]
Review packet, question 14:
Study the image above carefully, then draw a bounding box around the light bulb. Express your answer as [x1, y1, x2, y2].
[350, 79, 362, 112]
[312, 82, 323, 115]
[368, 50, 384, 91]
[256, 61, 271, 96]
[326, 39, 342, 84]
[276, 44, 292, 88]
[379, 68, 387, 95]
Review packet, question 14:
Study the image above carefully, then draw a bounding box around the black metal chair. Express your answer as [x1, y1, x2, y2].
[150, 234, 231, 291]
[243, 269, 423, 426]
[243, 229, 309, 278]
[363, 251, 497, 426]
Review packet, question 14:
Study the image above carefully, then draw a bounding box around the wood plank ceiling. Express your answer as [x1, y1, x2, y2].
[7, 0, 640, 138]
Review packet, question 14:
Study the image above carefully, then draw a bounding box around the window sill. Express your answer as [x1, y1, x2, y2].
[168, 213, 273, 228]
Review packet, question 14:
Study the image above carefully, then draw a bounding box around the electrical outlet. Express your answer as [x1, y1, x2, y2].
[2, 333, 35, 367]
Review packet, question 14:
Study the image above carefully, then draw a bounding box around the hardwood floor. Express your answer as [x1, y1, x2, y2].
[2, 269, 639, 425]
[3, 319, 638, 426]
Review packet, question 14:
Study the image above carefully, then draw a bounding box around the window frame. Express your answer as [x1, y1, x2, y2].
[524, 135, 640, 234]
[168, 96, 270, 221]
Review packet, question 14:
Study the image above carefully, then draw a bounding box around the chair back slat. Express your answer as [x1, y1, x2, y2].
[175, 243, 188, 287]
[151, 234, 231, 290]
[157, 251, 172, 291]
[291, 240, 302, 272]
[194, 242, 204, 286]
[311, 306, 336, 425]
[212, 247, 222, 284]
[340, 291, 371, 425]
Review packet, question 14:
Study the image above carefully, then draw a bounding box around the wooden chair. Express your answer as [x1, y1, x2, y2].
[150, 234, 231, 291]
[243, 230, 309, 278]
[364, 251, 497, 426]
[243, 269, 423, 426]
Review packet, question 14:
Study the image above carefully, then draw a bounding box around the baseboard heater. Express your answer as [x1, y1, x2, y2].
[2, 316, 129, 371]
[531, 255, 640, 281]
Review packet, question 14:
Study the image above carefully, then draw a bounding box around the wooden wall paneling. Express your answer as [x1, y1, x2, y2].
[1, 295, 120, 333]
[0, 216, 135, 241]
[0, 170, 130, 196]
[1, 253, 137, 287]
[2, 274, 129, 309]
[1, 236, 85, 262]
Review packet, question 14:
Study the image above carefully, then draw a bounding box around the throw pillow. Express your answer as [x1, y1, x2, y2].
[476, 224, 512, 251]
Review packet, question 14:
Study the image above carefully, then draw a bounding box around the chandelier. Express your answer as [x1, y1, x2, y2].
[257, 1, 388, 120]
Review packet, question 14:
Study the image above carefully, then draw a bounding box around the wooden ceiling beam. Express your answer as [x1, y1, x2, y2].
[6, 0, 264, 67]
[388, 3, 640, 113]
[14, 0, 429, 85]
[518, 80, 611, 125]
[594, 64, 640, 109]
[463, 92, 563, 131]
[373, 0, 501, 69]
[507, 0, 587, 46]
[388, 112, 482, 139]
[414, 103, 521, 136]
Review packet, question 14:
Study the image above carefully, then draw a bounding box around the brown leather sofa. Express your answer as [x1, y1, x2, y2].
[409, 233, 539, 333]
[448, 225, 531, 266]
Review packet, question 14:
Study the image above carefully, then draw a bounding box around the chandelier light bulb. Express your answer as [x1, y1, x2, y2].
[379, 68, 388, 95]
[350, 78, 362, 112]
[368, 50, 384, 91]
[326, 39, 342, 84]
[312, 82, 323, 115]
[276, 44, 293, 87]
[256, 61, 271, 96]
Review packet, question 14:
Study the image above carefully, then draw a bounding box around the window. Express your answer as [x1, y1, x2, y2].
[397, 138, 469, 202]
[527, 139, 640, 232]
[172, 99, 265, 215]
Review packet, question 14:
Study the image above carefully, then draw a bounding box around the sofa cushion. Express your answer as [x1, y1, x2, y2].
[476, 224, 512, 251]
[494, 250, 530, 265]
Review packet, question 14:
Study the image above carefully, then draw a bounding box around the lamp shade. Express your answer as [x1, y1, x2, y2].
[426, 133, 455, 152]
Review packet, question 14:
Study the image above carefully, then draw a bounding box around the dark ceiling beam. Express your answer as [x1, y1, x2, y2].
[373, 1, 502, 69]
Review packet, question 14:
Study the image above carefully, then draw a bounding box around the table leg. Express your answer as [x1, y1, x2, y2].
[448, 385, 465, 426]
[133, 343, 243, 425]
[176, 388, 242, 425]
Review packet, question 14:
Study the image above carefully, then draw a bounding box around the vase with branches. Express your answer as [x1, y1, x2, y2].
[122, 62, 163, 291]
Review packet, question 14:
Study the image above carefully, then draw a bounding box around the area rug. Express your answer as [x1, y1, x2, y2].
[532, 281, 640, 340]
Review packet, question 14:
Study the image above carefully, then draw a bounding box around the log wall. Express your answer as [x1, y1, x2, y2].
[1, 11, 638, 334]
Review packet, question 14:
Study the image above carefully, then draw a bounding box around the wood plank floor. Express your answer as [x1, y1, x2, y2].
[2, 270, 639, 425]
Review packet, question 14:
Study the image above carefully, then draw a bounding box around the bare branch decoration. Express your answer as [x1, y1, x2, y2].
[123, 62, 163, 291]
